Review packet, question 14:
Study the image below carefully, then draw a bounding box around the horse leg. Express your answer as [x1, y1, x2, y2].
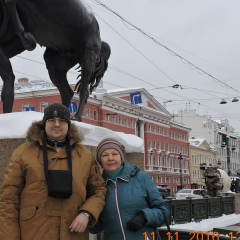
[5, 0, 36, 51]
[75, 47, 98, 122]
[0, 47, 15, 113]
[44, 48, 75, 108]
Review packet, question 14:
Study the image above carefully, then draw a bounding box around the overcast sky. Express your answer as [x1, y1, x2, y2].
[3, 0, 240, 131]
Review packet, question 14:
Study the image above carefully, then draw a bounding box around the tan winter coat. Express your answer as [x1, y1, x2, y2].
[0, 121, 106, 240]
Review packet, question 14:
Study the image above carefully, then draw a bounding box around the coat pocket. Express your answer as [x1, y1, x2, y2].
[20, 206, 37, 220]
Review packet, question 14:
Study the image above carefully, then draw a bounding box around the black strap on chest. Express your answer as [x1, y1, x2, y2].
[42, 133, 72, 179]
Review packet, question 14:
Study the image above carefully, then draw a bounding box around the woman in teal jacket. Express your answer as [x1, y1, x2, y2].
[90, 138, 169, 240]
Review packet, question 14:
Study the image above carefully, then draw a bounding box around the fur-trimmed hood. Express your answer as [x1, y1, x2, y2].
[26, 121, 83, 144]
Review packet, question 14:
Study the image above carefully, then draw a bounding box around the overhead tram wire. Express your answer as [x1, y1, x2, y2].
[13, 52, 240, 122]
[92, 0, 240, 95]
[15, 14, 234, 104]
[90, 1, 240, 84]
[15, 55, 174, 90]
[15, 55, 236, 106]
[106, 70, 240, 121]
[94, 13, 177, 84]
[14, 55, 237, 110]
[13, 70, 51, 82]
[109, 64, 171, 89]
[157, 87, 240, 122]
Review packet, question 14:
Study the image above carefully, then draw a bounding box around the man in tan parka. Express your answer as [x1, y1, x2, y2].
[0, 103, 107, 240]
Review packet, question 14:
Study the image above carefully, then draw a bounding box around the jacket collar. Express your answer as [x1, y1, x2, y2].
[25, 120, 83, 146]
[104, 162, 140, 182]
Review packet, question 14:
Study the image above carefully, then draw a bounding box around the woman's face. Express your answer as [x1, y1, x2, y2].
[100, 148, 122, 172]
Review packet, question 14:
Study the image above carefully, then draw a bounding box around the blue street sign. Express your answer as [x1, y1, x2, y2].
[25, 107, 35, 111]
[130, 92, 142, 105]
[69, 102, 78, 113]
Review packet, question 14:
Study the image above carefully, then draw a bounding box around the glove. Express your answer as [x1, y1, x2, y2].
[126, 213, 147, 232]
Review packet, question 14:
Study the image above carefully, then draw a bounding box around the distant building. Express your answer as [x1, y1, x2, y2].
[174, 109, 240, 176]
[189, 138, 217, 188]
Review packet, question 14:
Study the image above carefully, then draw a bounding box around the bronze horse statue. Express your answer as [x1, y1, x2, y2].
[0, 0, 111, 121]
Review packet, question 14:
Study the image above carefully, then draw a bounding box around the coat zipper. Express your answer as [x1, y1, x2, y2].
[114, 180, 126, 240]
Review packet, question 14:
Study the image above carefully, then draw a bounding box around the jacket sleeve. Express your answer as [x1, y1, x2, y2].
[79, 156, 107, 227]
[0, 146, 25, 240]
[139, 172, 170, 227]
[89, 215, 103, 234]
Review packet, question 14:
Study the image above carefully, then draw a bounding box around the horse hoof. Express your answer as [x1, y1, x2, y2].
[20, 32, 37, 51]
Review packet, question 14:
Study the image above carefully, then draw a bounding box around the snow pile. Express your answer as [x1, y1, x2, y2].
[0, 112, 144, 153]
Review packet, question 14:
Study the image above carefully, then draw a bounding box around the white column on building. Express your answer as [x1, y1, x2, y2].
[140, 120, 145, 139]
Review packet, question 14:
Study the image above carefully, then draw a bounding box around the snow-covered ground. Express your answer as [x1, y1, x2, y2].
[160, 213, 240, 231]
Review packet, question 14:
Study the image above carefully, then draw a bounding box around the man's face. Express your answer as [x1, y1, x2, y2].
[45, 118, 68, 141]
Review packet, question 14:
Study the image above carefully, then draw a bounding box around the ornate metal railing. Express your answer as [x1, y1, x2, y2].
[159, 196, 235, 240]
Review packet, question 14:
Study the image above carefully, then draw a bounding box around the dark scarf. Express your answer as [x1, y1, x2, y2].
[46, 138, 66, 148]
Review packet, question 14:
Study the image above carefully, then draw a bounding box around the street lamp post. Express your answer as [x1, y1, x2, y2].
[178, 153, 183, 190]
[222, 134, 231, 176]
[163, 100, 172, 108]
[226, 136, 231, 176]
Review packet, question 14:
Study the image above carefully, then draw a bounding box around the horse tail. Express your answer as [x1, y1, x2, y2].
[0, 0, 10, 39]
[89, 41, 111, 93]
[74, 41, 111, 94]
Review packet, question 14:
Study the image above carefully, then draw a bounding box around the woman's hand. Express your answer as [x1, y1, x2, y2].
[69, 212, 89, 233]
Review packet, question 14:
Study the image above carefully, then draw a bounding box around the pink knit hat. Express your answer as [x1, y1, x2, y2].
[96, 138, 126, 165]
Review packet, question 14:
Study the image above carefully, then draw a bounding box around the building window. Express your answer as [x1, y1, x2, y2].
[153, 141, 156, 149]
[40, 102, 48, 112]
[158, 154, 162, 166]
[130, 119, 133, 128]
[86, 109, 90, 118]
[149, 154, 152, 166]
[153, 126, 156, 133]
[22, 104, 29, 111]
[118, 116, 122, 125]
[158, 127, 160, 134]
[148, 124, 151, 132]
[112, 115, 116, 124]
[93, 111, 98, 120]
[124, 118, 128, 126]
[106, 113, 109, 122]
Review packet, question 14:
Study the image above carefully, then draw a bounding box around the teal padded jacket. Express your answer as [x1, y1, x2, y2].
[90, 162, 169, 240]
